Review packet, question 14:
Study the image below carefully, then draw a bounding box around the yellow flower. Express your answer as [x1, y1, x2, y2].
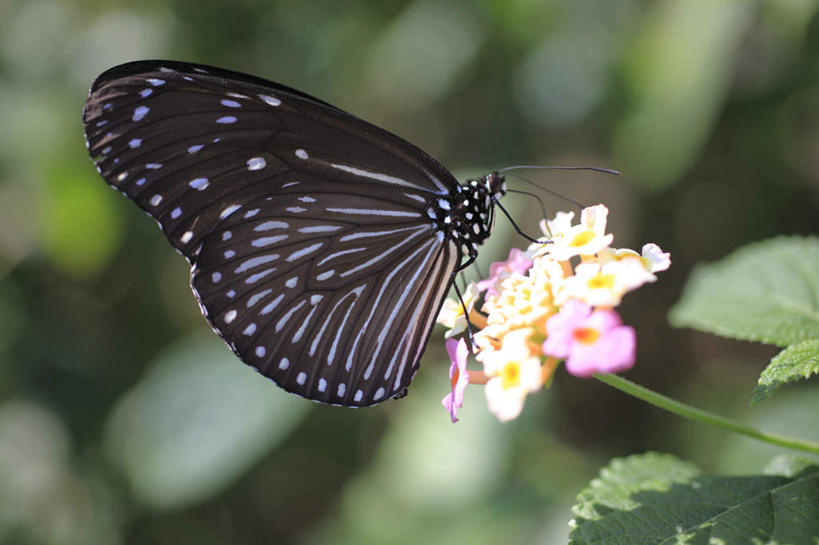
[541, 204, 614, 261]
[481, 328, 544, 422]
[483, 270, 556, 335]
[557, 259, 655, 307]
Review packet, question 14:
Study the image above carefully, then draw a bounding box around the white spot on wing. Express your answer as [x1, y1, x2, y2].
[224, 309, 237, 324]
[247, 157, 266, 171]
[279, 357, 289, 370]
[235, 254, 279, 273]
[220, 99, 241, 108]
[246, 267, 276, 284]
[295, 149, 308, 159]
[260, 94, 281, 106]
[254, 221, 289, 231]
[329, 163, 429, 191]
[276, 300, 306, 332]
[286, 242, 323, 262]
[219, 204, 240, 219]
[296, 372, 306, 385]
[216, 115, 237, 124]
[252, 235, 288, 248]
[255, 346, 266, 357]
[298, 225, 341, 234]
[189, 177, 209, 190]
[133, 106, 149, 121]
[247, 289, 272, 308]
[318, 378, 327, 392]
[261, 294, 285, 315]
[129, 138, 142, 149]
[188, 144, 204, 153]
[326, 208, 420, 218]
[150, 194, 162, 206]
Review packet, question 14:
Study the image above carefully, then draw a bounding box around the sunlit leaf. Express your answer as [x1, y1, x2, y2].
[570, 452, 819, 545]
[752, 338, 819, 404]
[670, 236, 819, 346]
[105, 334, 309, 510]
[40, 162, 122, 278]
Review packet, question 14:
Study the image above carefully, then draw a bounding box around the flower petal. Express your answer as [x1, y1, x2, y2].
[542, 299, 592, 358]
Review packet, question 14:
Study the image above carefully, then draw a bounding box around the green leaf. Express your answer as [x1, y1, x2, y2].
[105, 333, 309, 510]
[39, 159, 123, 279]
[752, 338, 819, 404]
[570, 452, 819, 545]
[669, 236, 819, 346]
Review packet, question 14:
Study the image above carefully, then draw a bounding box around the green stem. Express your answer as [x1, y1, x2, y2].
[595, 373, 819, 456]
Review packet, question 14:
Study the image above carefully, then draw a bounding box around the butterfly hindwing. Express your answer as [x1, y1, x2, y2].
[190, 194, 459, 405]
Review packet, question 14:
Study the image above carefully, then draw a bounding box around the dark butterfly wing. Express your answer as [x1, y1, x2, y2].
[83, 60, 462, 406]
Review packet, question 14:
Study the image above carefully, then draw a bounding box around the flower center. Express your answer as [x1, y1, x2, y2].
[572, 327, 600, 345]
[500, 362, 520, 390]
[570, 230, 594, 247]
[587, 273, 614, 290]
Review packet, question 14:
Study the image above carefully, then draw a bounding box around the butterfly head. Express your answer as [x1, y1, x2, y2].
[485, 170, 507, 201]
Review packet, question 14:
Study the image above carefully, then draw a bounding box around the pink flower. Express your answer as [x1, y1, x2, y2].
[442, 338, 469, 422]
[477, 248, 533, 297]
[542, 299, 636, 377]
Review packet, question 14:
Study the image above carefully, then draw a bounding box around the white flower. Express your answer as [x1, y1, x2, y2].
[436, 283, 478, 338]
[481, 329, 543, 422]
[558, 259, 655, 307]
[641, 243, 671, 273]
[543, 204, 614, 261]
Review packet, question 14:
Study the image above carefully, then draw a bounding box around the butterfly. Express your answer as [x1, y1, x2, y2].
[83, 60, 507, 407]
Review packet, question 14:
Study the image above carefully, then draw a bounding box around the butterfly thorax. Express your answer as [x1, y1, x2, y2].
[427, 171, 506, 263]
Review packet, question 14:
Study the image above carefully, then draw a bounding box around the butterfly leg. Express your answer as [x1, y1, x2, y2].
[450, 273, 477, 350]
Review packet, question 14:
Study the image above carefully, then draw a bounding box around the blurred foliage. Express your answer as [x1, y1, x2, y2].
[1, 0, 818, 543]
[569, 452, 819, 545]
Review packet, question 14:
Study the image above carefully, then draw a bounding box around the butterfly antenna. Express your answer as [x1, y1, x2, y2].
[507, 188, 548, 219]
[492, 197, 547, 245]
[505, 173, 586, 211]
[498, 164, 621, 176]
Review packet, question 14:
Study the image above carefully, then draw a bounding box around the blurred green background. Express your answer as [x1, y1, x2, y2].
[1, 0, 818, 543]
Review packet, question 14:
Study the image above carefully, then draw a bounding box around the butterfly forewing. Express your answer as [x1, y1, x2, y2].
[83, 60, 464, 406]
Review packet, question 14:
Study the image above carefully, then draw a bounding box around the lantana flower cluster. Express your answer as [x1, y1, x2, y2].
[437, 204, 670, 423]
